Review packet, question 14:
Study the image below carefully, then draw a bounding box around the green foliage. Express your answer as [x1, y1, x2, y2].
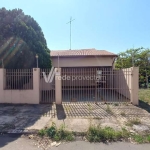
[46, 124, 57, 138]
[139, 89, 150, 104]
[53, 125, 74, 141]
[132, 134, 150, 143]
[38, 129, 46, 137]
[38, 123, 74, 141]
[0, 7, 51, 68]
[115, 47, 150, 88]
[86, 126, 129, 142]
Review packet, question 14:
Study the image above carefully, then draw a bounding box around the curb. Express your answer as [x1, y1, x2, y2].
[0, 129, 39, 135]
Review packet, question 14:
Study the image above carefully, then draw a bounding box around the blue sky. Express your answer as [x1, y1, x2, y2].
[0, 0, 150, 54]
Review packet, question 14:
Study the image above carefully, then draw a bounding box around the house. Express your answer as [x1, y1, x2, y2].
[50, 48, 118, 68]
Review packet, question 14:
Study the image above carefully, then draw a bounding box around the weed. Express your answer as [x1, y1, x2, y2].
[86, 125, 129, 142]
[53, 124, 74, 141]
[120, 112, 126, 117]
[106, 105, 113, 115]
[132, 135, 144, 143]
[147, 135, 150, 142]
[114, 103, 119, 106]
[38, 129, 46, 137]
[126, 118, 141, 127]
[46, 122, 57, 138]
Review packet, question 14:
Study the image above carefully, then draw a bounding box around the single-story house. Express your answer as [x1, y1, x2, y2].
[50, 48, 118, 68]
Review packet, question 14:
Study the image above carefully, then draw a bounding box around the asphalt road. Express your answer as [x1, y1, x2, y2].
[0, 135, 150, 150]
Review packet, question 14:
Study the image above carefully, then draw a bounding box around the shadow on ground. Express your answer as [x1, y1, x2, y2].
[0, 104, 54, 148]
[56, 104, 66, 120]
[139, 100, 150, 113]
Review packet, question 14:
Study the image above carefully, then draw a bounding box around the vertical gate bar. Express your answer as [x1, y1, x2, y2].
[111, 68, 113, 103]
[82, 67, 83, 102]
[89, 67, 91, 102]
[15, 69, 16, 90]
[68, 68, 70, 102]
[78, 68, 80, 103]
[71, 67, 72, 102]
[88, 67, 89, 102]
[126, 68, 128, 102]
[119, 68, 121, 103]
[121, 68, 123, 102]
[63, 68, 65, 100]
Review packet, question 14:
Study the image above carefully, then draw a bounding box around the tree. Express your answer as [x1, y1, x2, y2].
[115, 48, 150, 88]
[0, 8, 51, 69]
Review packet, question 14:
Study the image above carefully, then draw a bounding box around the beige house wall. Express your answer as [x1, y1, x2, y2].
[51, 56, 114, 67]
[113, 68, 132, 100]
[0, 68, 40, 104]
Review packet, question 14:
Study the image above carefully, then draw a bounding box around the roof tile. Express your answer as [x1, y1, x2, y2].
[50, 49, 117, 57]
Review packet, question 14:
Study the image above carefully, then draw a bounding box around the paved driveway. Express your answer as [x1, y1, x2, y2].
[0, 104, 54, 132]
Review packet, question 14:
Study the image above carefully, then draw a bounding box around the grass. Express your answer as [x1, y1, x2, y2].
[126, 118, 141, 127]
[38, 123, 150, 144]
[86, 126, 129, 142]
[38, 123, 74, 141]
[86, 125, 150, 143]
[139, 89, 150, 104]
[132, 134, 150, 144]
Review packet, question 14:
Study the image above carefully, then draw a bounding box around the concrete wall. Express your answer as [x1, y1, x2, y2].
[51, 56, 114, 67]
[0, 68, 40, 104]
[113, 67, 139, 105]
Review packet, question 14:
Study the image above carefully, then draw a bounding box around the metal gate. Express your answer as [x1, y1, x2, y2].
[61, 67, 131, 103]
[40, 68, 55, 103]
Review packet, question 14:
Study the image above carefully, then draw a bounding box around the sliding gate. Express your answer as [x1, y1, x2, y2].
[61, 67, 131, 103]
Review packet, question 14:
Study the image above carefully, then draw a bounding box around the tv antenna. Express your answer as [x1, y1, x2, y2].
[66, 17, 75, 50]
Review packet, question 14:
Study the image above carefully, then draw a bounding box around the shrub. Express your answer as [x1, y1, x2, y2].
[46, 123, 57, 138]
[38, 129, 46, 137]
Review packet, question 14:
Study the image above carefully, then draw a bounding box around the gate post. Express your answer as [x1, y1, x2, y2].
[131, 67, 139, 105]
[33, 68, 40, 104]
[55, 68, 62, 104]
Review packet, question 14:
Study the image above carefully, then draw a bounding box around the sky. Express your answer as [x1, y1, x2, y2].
[0, 0, 150, 54]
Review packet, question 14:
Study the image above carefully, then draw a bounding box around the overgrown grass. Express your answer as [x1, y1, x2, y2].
[126, 118, 141, 127]
[38, 123, 150, 144]
[132, 134, 150, 144]
[86, 126, 129, 142]
[38, 123, 74, 141]
[86, 125, 150, 143]
[139, 89, 150, 104]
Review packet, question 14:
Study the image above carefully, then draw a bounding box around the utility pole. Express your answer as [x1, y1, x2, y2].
[67, 17, 75, 50]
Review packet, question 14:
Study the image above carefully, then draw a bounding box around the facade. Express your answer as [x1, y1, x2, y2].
[0, 49, 139, 105]
[50, 49, 118, 68]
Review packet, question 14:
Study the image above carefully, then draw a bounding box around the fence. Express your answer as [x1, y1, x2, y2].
[0, 67, 139, 105]
[5, 69, 33, 90]
[61, 67, 132, 103]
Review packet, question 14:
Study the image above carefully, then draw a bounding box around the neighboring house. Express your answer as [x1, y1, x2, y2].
[50, 48, 118, 68]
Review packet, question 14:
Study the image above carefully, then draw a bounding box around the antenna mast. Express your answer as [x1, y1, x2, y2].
[67, 17, 75, 50]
